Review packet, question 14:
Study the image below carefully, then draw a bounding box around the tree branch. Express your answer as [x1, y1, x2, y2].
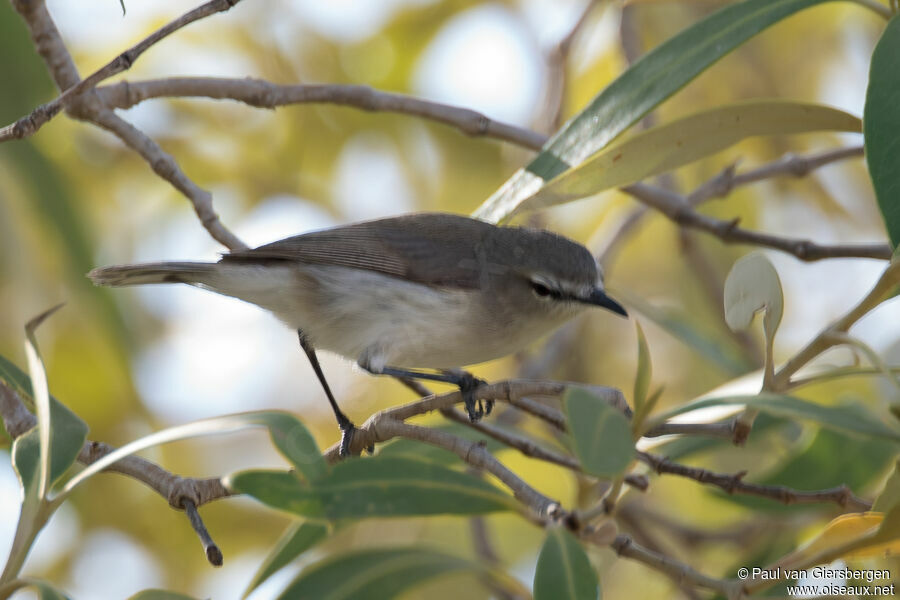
[622, 183, 891, 261]
[94, 77, 548, 151]
[0, 383, 228, 565]
[5, 0, 247, 251]
[687, 146, 865, 205]
[85, 108, 246, 250]
[638, 451, 871, 511]
[1, 0, 245, 143]
[611, 534, 744, 598]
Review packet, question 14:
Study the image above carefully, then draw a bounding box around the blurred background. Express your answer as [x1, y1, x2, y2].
[0, 0, 897, 597]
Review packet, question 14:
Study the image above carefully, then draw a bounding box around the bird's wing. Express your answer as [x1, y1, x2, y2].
[221, 213, 496, 289]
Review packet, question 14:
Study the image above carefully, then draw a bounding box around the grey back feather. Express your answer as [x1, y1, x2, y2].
[221, 213, 597, 290]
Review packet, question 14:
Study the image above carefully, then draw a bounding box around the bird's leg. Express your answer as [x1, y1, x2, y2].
[297, 331, 369, 457]
[358, 360, 489, 422]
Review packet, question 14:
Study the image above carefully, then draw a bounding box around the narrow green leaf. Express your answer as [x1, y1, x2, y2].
[474, 0, 844, 222]
[534, 528, 599, 600]
[11, 398, 88, 496]
[864, 15, 900, 248]
[277, 547, 476, 600]
[0, 353, 42, 406]
[228, 456, 515, 519]
[262, 413, 326, 483]
[127, 590, 199, 600]
[874, 460, 900, 512]
[651, 394, 900, 443]
[564, 389, 634, 478]
[0, 356, 89, 483]
[243, 521, 330, 598]
[633, 322, 652, 417]
[517, 102, 860, 213]
[24, 305, 62, 500]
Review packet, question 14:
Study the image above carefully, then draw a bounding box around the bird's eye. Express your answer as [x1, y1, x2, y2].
[531, 281, 553, 298]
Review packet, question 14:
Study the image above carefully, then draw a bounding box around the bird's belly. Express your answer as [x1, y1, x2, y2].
[312, 285, 491, 368]
[263, 265, 491, 368]
[213, 264, 577, 369]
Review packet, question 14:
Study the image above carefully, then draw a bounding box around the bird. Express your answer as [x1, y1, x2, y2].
[89, 212, 627, 456]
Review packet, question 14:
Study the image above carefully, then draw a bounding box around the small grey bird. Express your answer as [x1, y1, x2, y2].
[89, 213, 627, 455]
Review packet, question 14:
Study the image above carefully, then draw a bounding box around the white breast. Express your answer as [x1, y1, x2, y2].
[200, 263, 582, 369]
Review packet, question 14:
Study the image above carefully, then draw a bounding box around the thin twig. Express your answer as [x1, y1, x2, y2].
[611, 534, 743, 598]
[182, 499, 223, 567]
[643, 420, 737, 439]
[94, 78, 548, 150]
[0, 383, 230, 564]
[9, 0, 80, 90]
[6, 0, 246, 251]
[687, 146, 865, 205]
[1, 0, 245, 143]
[622, 183, 892, 261]
[600, 145, 869, 269]
[537, 0, 601, 133]
[86, 108, 246, 250]
[638, 451, 872, 511]
[441, 407, 580, 469]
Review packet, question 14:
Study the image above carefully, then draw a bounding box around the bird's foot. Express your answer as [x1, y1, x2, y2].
[338, 421, 374, 457]
[455, 372, 490, 422]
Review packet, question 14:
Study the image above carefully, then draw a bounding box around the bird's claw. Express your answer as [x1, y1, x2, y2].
[338, 422, 374, 457]
[338, 424, 355, 458]
[458, 373, 490, 423]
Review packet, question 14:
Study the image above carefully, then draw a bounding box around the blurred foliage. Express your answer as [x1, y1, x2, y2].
[1, 0, 898, 598]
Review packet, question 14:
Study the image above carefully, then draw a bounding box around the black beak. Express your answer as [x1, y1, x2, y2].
[582, 288, 628, 317]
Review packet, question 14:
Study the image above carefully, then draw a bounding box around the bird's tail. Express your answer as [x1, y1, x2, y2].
[88, 262, 216, 287]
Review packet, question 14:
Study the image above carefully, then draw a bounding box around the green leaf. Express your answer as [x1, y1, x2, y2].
[633, 322, 652, 419]
[25, 306, 60, 501]
[515, 102, 860, 213]
[651, 394, 900, 443]
[14, 306, 87, 501]
[0, 355, 89, 492]
[474, 0, 845, 222]
[228, 455, 515, 519]
[564, 389, 634, 478]
[127, 591, 199, 600]
[0, 352, 42, 406]
[864, 15, 900, 249]
[243, 521, 330, 598]
[277, 547, 477, 600]
[874, 460, 900, 512]
[262, 413, 326, 483]
[534, 528, 599, 600]
[11, 398, 88, 497]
